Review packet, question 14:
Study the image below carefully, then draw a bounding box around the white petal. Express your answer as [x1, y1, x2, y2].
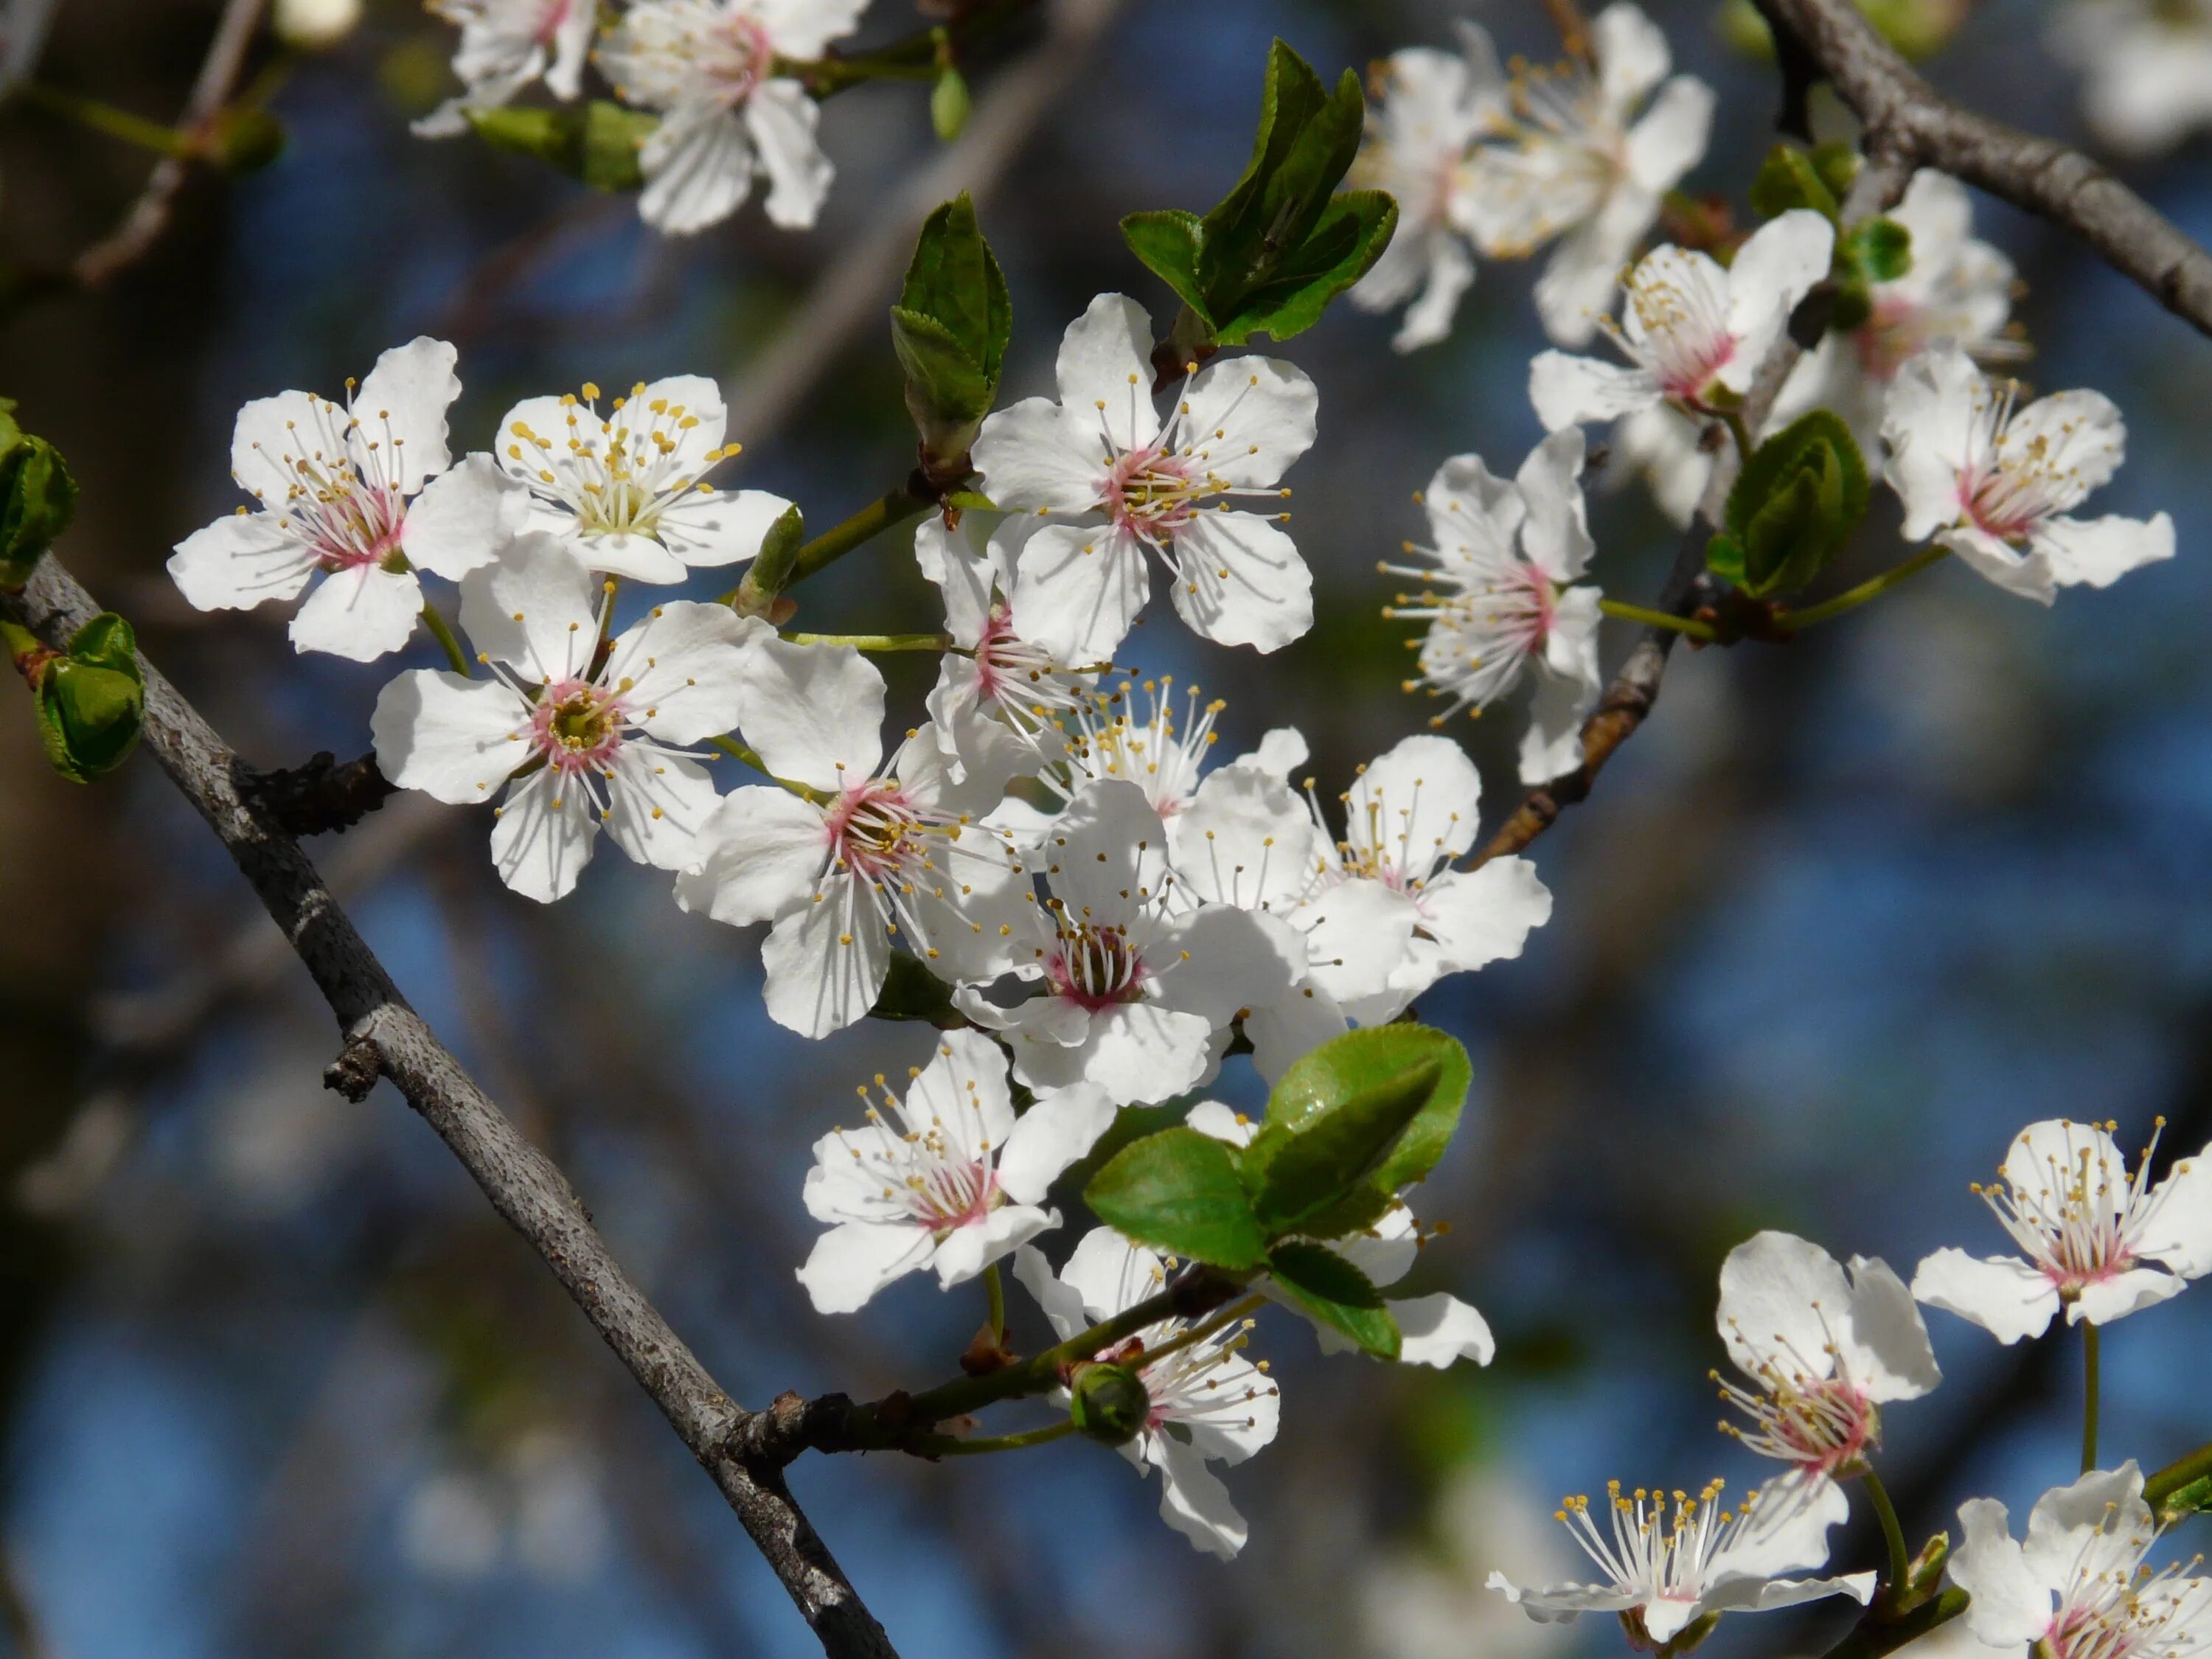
[1390, 1293, 1496, 1368]
[753, 0, 869, 57]
[745, 80, 833, 229]
[1180, 355, 1318, 487]
[796, 1222, 934, 1315]
[1046, 779, 1169, 919]
[404, 454, 526, 580]
[1300, 879, 1422, 1011]
[1882, 347, 1987, 538]
[1059, 1225, 1161, 1321]
[1148, 905, 1304, 1028]
[728, 631, 886, 792]
[1166, 511, 1314, 653]
[1520, 656, 1602, 785]
[933, 1206, 1057, 1288]
[167, 512, 315, 611]
[2139, 1150, 2212, 1276]
[1149, 1437, 1249, 1560]
[372, 669, 529, 804]
[1624, 74, 1714, 192]
[2000, 389, 2126, 508]
[1486, 1571, 1637, 1624]
[650, 488, 798, 573]
[1004, 522, 1150, 664]
[996, 1083, 1116, 1205]
[2069, 1265, 2188, 1326]
[1012, 1000, 1215, 1105]
[1843, 1253, 1943, 1402]
[1185, 1100, 1259, 1147]
[1911, 1248, 2061, 1343]
[760, 873, 888, 1038]
[1515, 427, 1595, 581]
[673, 785, 826, 926]
[908, 1028, 1019, 1161]
[2031, 512, 2175, 591]
[1389, 233, 1477, 353]
[1530, 350, 1660, 430]
[1697, 1571, 1877, 1622]
[1951, 1498, 2052, 1646]
[458, 533, 599, 681]
[350, 335, 459, 495]
[230, 388, 339, 507]
[2025, 1464, 2150, 1590]
[1054, 293, 1162, 452]
[1591, 1, 1669, 109]
[1348, 732, 1484, 872]
[1533, 195, 1649, 347]
[1720, 211, 1837, 389]
[1708, 1469, 1849, 1580]
[1416, 858, 1553, 973]
[1940, 525, 2056, 605]
[1718, 1231, 1856, 1383]
[971, 400, 1109, 514]
[639, 105, 753, 236]
[603, 599, 754, 742]
[602, 745, 722, 871]
[1012, 1243, 1091, 1343]
[288, 564, 423, 661]
[2005, 1119, 2129, 1214]
[490, 768, 599, 902]
[914, 516, 998, 644]
[1172, 765, 1322, 911]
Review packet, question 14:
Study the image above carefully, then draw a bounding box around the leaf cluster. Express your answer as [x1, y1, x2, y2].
[1707, 410, 1870, 598]
[890, 195, 1011, 467]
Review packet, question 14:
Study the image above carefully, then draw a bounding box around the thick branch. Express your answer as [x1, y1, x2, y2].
[1, 556, 900, 1659]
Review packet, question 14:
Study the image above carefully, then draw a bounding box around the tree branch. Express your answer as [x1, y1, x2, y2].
[0, 554, 901, 1659]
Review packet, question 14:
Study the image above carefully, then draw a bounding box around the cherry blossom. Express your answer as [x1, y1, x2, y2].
[413, 0, 593, 139]
[795, 1030, 1114, 1314]
[597, 0, 867, 234]
[971, 293, 1318, 659]
[1015, 1228, 1281, 1559]
[1911, 1118, 2212, 1342]
[1881, 346, 2175, 605]
[1458, 2, 1715, 346]
[675, 634, 1029, 1039]
[1385, 429, 1604, 782]
[169, 337, 521, 662]
[370, 535, 751, 901]
[2051, 0, 2212, 159]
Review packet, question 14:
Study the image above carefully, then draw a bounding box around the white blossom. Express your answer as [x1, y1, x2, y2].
[370, 535, 751, 902]
[1015, 1228, 1281, 1559]
[1530, 210, 1836, 433]
[675, 635, 1028, 1039]
[1347, 29, 1506, 352]
[2051, 0, 2212, 159]
[597, 0, 866, 234]
[1881, 346, 2175, 605]
[1950, 1462, 2212, 1659]
[1458, 2, 1715, 346]
[795, 1030, 1113, 1313]
[413, 0, 592, 138]
[1714, 1231, 1940, 1483]
[1385, 429, 1604, 783]
[971, 293, 1319, 659]
[169, 338, 520, 662]
[1911, 1118, 2212, 1342]
[1607, 400, 1716, 528]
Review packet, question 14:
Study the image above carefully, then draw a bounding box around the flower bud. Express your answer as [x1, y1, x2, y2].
[0, 427, 77, 589]
[29, 613, 144, 783]
[931, 66, 970, 142]
[1068, 1361, 1150, 1447]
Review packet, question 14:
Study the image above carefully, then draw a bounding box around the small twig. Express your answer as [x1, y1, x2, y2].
[234, 749, 397, 839]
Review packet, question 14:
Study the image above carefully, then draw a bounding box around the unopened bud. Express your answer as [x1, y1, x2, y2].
[931, 66, 970, 142]
[1068, 1361, 1150, 1447]
[0, 427, 77, 588]
[31, 613, 144, 783]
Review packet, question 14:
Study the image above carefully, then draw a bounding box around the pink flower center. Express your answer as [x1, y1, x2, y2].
[911, 1160, 999, 1236]
[534, 0, 571, 47]
[703, 15, 773, 105]
[1046, 920, 1147, 1012]
[823, 780, 928, 884]
[1856, 296, 1924, 384]
[307, 481, 407, 573]
[529, 678, 625, 773]
[1102, 446, 1199, 539]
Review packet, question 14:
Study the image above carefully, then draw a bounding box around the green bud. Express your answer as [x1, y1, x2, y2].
[0, 432, 78, 589]
[930, 66, 970, 142]
[1810, 142, 1861, 204]
[1749, 143, 1840, 225]
[30, 613, 144, 783]
[1827, 279, 1874, 334]
[1068, 1361, 1151, 1447]
[1844, 216, 1913, 285]
[1722, 410, 1871, 599]
[211, 105, 287, 173]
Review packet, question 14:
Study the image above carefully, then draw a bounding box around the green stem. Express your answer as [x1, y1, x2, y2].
[716, 487, 942, 608]
[1598, 597, 1717, 641]
[2145, 1440, 2212, 1517]
[911, 1419, 1076, 1458]
[780, 0, 1032, 95]
[1863, 1469, 1911, 1603]
[708, 734, 832, 804]
[18, 83, 198, 159]
[2082, 1321, 2101, 1474]
[984, 1262, 1006, 1346]
[1107, 1293, 1265, 1373]
[1720, 408, 1756, 462]
[420, 603, 471, 677]
[1782, 545, 1950, 630]
[781, 632, 950, 653]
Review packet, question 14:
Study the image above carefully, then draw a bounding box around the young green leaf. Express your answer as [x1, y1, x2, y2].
[1267, 1242, 1400, 1358]
[1119, 210, 1208, 323]
[1084, 1127, 1270, 1270]
[1749, 143, 1840, 225]
[1265, 1025, 1473, 1198]
[465, 102, 655, 193]
[0, 430, 77, 589]
[32, 613, 143, 783]
[891, 194, 1010, 462]
[1843, 216, 1913, 285]
[1723, 410, 1871, 598]
[1211, 190, 1399, 347]
[1241, 1054, 1441, 1237]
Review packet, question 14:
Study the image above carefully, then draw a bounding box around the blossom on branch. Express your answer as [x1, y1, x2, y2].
[413, 0, 594, 139]
[795, 1030, 1113, 1313]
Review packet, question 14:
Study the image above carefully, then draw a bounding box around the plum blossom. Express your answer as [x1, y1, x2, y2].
[597, 0, 866, 234]
[1458, 3, 1715, 346]
[169, 338, 521, 662]
[1911, 1118, 2212, 1342]
[1188, 1102, 1496, 1368]
[480, 376, 793, 584]
[795, 1031, 1114, 1313]
[370, 535, 750, 901]
[1714, 1231, 1940, 1485]
[413, 0, 594, 139]
[1346, 29, 1506, 352]
[2050, 0, 2212, 159]
[971, 293, 1318, 659]
[1530, 210, 1835, 433]
[1385, 429, 1604, 782]
[1608, 400, 1716, 528]
[1950, 1462, 2212, 1659]
[1488, 1476, 1868, 1641]
[1015, 1228, 1280, 1559]
[675, 634, 1027, 1039]
[1881, 347, 2175, 605]
[955, 779, 1302, 1105]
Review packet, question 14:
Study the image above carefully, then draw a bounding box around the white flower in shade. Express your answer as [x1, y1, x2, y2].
[2051, 0, 2212, 159]
[971, 293, 1318, 659]
[1951, 1463, 2212, 1659]
[914, 516, 1095, 796]
[1910, 1118, 2212, 1343]
[597, 0, 865, 234]
[1608, 400, 1716, 528]
[1881, 347, 2175, 605]
[274, 0, 361, 49]
[955, 779, 1303, 1106]
[1488, 1476, 1868, 1641]
[1458, 2, 1715, 347]
[370, 535, 749, 902]
[1361, 1467, 1583, 1659]
[1346, 29, 1506, 353]
[1188, 1102, 1496, 1368]
[794, 1030, 1114, 1314]
[1015, 1228, 1281, 1559]
[487, 377, 793, 585]
[412, 0, 592, 137]
[1530, 210, 1835, 433]
[1385, 429, 1604, 784]
[1714, 1231, 1940, 1484]
[169, 338, 521, 662]
[675, 636, 1029, 1039]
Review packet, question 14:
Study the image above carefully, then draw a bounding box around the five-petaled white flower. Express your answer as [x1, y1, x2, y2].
[597, 0, 865, 234]
[1458, 2, 1715, 347]
[413, 0, 594, 139]
[1346, 29, 1506, 353]
[675, 634, 1027, 1039]
[955, 779, 1302, 1105]
[1530, 209, 1835, 434]
[1881, 346, 2175, 605]
[1015, 1228, 1281, 1559]
[2051, 0, 2212, 159]
[477, 375, 794, 585]
[1951, 1462, 2212, 1659]
[1714, 1231, 1940, 1486]
[971, 293, 1319, 660]
[1910, 1117, 2212, 1343]
[795, 1030, 1114, 1314]
[1385, 429, 1605, 783]
[1488, 1475, 1869, 1642]
[371, 534, 751, 902]
[169, 337, 520, 662]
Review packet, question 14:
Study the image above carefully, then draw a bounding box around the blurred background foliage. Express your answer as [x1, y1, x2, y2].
[2, 0, 2211, 1655]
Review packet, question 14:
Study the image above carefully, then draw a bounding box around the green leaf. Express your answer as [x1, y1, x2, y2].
[464, 101, 656, 193]
[1749, 143, 1840, 224]
[1267, 1242, 1399, 1359]
[0, 433, 77, 589]
[32, 612, 143, 783]
[1084, 1127, 1269, 1270]
[890, 307, 992, 423]
[1242, 1052, 1441, 1237]
[1705, 532, 1747, 585]
[1265, 1025, 1472, 1200]
[1810, 142, 1861, 204]
[1119, 209, 1209, 324]
[1212, 189, 1398, 346]
[1723, 409, 1870, 598]
[1843, 216, 1913, 284]
[892, 195, 1009, 457]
